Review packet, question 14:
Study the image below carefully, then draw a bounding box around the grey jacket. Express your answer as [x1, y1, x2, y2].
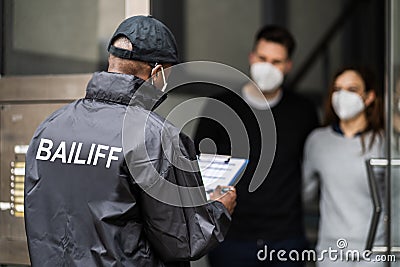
[303, 126, 385, 252]
[24, 72, 231, 267]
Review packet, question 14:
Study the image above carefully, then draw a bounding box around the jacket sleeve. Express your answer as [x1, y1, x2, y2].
[302, 131, 320, 204]
[129, 124, 231, 262]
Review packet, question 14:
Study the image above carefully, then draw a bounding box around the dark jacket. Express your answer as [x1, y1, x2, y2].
[24, 72, 231, 267]
[194, 88, 319, 241]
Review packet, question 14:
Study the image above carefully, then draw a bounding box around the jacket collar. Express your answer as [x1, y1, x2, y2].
[85, 71, 167, 111]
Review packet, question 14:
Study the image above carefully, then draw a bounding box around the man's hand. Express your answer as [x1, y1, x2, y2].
[209, 186, 237, 215]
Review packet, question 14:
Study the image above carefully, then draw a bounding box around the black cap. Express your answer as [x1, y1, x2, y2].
[108, 15, 179, 64]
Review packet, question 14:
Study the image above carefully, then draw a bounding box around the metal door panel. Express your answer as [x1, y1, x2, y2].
[0, 74, 89, 265]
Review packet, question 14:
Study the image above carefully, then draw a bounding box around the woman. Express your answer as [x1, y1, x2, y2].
[303, 66, 385, 266]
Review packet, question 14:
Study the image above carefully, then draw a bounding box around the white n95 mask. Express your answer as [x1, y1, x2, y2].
[250, 62, 284, 92]
[332, 90, 365, 120]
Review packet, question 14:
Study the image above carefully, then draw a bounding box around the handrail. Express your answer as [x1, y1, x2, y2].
[288, 0, 364, 89]
[365, 159, 384, 251]
[364, 158, 400, 252]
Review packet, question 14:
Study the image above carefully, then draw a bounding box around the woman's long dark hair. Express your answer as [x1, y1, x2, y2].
[323, 66, 384, 152]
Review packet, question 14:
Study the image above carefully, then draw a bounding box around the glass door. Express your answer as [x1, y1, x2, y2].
[388, 0, 400, 265]
[368, 1, 400, 266]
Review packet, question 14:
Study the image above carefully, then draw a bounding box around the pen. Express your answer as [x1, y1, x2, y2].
[221, 187, 234, 193]
[206, 187, 234, 194]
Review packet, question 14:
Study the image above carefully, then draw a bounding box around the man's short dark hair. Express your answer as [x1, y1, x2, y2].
[254, 25, 296, 59]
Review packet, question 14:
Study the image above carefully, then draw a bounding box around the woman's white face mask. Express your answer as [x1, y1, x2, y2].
[332, 90, 365, 120]
[250, 62, 283, 92]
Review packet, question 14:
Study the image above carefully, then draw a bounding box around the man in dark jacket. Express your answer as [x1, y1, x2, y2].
[194, 26, 319, 266]
[24, 15, 236, 267]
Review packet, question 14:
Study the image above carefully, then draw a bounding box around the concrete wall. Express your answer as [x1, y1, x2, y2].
[287, 0, 344, 94]
[185, 0, 261, 75]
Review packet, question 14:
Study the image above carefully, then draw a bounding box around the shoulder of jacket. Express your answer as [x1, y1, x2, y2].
[144, 111, 181, 138]
[307, 126, 331, 142]
[33, 103, 73, 134]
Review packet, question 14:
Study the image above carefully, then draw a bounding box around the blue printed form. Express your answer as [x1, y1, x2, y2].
[198, 153, 248, 192]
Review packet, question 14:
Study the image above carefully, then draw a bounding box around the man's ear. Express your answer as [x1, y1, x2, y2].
[150, 64, 163, 77]
[249, 52, 256, 65]
[365, 90, 376, 107]
[284, 59, 293, 74]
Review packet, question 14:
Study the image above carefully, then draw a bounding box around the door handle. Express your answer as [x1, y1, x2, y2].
[365, 158, 400, 252]
[365, 158, 384, 251]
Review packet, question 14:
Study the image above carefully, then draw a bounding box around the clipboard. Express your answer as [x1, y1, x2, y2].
[197, 153, 248, 193]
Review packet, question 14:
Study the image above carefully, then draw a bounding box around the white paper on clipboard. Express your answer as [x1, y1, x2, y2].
[198, 153, 248, 193]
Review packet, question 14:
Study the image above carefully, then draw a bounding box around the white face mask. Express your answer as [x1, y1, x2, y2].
[332, 90, 365, 120]
[250, 62, 284, 92]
